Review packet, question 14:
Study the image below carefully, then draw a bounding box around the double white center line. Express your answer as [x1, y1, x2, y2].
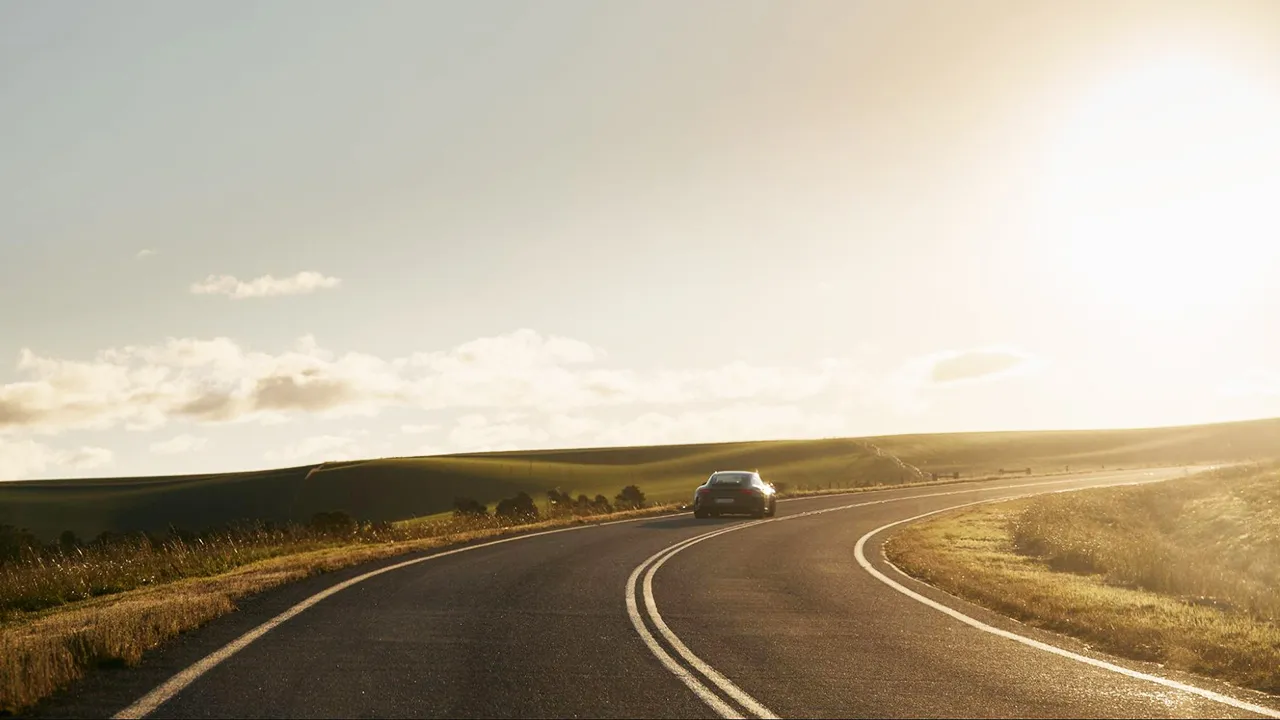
[625, 520, 780, 719]
[622, 477, 1117, 719]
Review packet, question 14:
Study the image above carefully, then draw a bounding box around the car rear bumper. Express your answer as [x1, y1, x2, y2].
[696, 497, 767, 514]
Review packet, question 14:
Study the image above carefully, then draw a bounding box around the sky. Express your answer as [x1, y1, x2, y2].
[3, 0, 1280, 480]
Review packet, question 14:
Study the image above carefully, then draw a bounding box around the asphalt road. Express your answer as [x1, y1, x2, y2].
[31, 467, 1280, 719]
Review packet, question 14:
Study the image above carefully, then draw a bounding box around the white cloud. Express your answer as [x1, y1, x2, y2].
[0, 330, 1057, 474]
[901, 346, 1037, 389]
[430, 404, 863, 457]
[150, 434, 209, 455]
[1219, 368, 1280, 399]
[399, 333, 869, 413]
[0, 329, 894, 444]
[265, 434, 361, 465]
[591, 404, 854, 447]
[0, 438, 58, 480]
[190, 271, 342, 299]
[446, 413, 552, 453]
[0, 439, 113, 480]
[1, 334, 403, 434]
[136, 249, 156, 259]
[547, 413, 597, 439]
[853, 345, 1041, 421]
[65, 446, 114, 469]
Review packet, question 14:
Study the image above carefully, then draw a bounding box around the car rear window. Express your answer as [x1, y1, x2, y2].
[709, 474, 752, 486]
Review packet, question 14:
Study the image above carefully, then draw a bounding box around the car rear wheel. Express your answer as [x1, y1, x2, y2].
[766, 499, 777, 517]
[694, 507, 709, 519]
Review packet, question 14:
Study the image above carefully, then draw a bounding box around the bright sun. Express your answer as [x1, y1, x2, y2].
[1036, 51, 1280, 319]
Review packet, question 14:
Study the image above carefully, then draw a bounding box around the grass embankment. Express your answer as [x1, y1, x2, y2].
[884, 462, 1280, 695]
[0, 503, 680, 714]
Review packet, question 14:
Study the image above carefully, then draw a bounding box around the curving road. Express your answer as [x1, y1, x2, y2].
[32, 467, 1280, 719]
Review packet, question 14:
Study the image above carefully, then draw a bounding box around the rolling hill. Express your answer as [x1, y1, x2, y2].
[1, 417, 1276, 541]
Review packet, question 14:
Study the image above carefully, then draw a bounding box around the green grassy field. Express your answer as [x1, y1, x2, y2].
[3, 416, 1277, 542]
[885, 462, 1280, 694]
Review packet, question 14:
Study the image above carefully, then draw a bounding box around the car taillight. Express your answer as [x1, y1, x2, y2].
[697, 488, 709, 495]
[741, 488, 759, 495]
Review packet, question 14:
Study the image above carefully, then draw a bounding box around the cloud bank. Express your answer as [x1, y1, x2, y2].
[265, 434, 362, 465]
[0, 329, 1039, 478]
[897, 346, 1037, 388]
[149, 434, 209, 455]
[0, 330, 875, 436]
[928, 348, 1032, 385]
[0, 438, 113, 481]
[190, 271, 342, 299]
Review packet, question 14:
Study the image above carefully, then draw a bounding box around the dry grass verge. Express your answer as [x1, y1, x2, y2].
[0, 504, 679, 714]
[884, 463, 1280, 695]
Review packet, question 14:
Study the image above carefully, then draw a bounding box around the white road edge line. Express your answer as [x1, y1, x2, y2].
[854, 490, 1280, 720]
[624, 471, 1175, 720]
[113, 512, 684, 720]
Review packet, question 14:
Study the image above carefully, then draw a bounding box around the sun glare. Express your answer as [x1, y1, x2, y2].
[1035, 51, 1280, 319]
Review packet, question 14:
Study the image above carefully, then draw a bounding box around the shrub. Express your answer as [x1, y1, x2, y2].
[592, 494, 613, 514]
[495, 492, 539, 520]
[93, 531, 127, 547]
[545, 490, 616, 516]
[0, 526, 40, 563]
[452, 497, 488, 517]
[615, 485, 646, 510]
[307, 511, 357, 536]
[545, 489, 575, 516]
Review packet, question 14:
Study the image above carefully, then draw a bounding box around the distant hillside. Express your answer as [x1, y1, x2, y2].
[868, 417, 1280, 472]
[1, 417, 1276, 541]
